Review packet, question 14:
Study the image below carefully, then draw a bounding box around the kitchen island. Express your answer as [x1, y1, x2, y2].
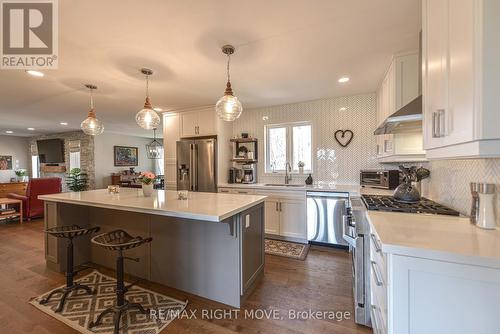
[40, 188, 266, 308]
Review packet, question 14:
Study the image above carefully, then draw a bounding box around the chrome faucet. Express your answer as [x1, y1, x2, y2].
[285, 162, 292, 184]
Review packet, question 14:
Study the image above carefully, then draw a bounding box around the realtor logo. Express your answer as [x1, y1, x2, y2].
[1, 0, 58, 69]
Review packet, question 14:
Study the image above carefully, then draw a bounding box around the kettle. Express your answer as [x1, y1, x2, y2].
[393, 182, 421, 203]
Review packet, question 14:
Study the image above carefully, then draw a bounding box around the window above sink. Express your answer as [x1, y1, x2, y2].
[265, 122, 312, 174]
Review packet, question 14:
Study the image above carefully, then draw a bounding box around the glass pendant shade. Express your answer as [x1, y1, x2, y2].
[146, 129, 163, 159]
[216, 45, 243, 122]
[136, 97, 161, 130]
[216, 87, 243, 121]
[81, 109, 104, 135]
[81, 84, 104, 136]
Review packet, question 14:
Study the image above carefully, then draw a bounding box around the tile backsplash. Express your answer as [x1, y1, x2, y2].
[232, 93, 392, 185]
[424, 158, 500, 223]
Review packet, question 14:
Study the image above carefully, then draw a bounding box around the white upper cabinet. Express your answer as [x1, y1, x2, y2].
[180, 107, 216, 138]
[376, 52, 425, 163]
[162, 113, 180, 190]
[423, 0, 500, 159]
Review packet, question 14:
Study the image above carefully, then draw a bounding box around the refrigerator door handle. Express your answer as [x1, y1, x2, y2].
[189, 143, 194, 191]
[193, 143, 198, 191]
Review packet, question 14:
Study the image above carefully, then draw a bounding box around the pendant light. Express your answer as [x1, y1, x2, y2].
[215, 45, 243, 122]
[81, 84, 104, 136]
[136, 68, 161, 130]
[146, 128, 163, 159]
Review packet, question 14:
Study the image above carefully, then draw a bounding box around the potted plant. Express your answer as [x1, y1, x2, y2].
[298, 161, 305, 174]
[139, 172, 156, 197]
[14, 169, 27, 182]
[66, 168, 89, 192]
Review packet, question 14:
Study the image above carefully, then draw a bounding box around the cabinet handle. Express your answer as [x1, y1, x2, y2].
[275, 202, 279, 211]
[437, 109, 446, 137]
[371, 305, 381, 334]
[279, 202, 282, 211]
[371, 261, 384, 286]
[432, 109, 446, 138]
[370, 233, 382, 253]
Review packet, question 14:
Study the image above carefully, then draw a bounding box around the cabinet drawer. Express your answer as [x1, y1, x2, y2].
[370, 232, 387, 282]
[370, 260, 388, 327]
[371, 293, 388, 334]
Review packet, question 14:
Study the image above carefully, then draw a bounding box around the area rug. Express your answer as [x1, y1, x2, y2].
[264, 238, 310, 260]
[29, 271, 188, 334]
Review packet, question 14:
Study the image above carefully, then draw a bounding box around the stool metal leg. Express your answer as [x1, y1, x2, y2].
[40, 237, 94, 313]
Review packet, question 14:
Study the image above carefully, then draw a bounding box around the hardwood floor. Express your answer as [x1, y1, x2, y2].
[0, 219, 371, 334]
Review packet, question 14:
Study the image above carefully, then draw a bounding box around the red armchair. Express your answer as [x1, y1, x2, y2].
[7, 177, 62, 220]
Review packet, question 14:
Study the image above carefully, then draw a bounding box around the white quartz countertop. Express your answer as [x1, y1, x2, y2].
[39, 188, 266, 222]
[218, 183, 394, 196]
[368, 211, 500, 268]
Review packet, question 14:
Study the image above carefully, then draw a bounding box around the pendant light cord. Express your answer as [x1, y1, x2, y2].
[226, 54, 231, 83]
[145, 74, 150, 98]
[89, 87, 94, 109]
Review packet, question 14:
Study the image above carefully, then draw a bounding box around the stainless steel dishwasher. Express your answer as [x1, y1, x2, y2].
[306, 191, 349, 247]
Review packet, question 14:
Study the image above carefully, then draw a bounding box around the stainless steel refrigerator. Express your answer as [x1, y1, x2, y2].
[176, 138, 217, 192]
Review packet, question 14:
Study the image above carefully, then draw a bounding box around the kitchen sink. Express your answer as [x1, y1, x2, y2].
[263, 183, 305, 187]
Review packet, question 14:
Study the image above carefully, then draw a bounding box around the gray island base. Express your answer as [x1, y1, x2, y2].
[41, 189, 266, 308]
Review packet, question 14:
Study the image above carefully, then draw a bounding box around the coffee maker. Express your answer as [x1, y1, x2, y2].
[241, 163, 257, 184]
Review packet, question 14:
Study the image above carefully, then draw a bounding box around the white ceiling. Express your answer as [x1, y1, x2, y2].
[0, 0, 421, 138]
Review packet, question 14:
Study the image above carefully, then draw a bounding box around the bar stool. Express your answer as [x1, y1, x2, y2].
[40, 225, 100, 312]
[89, 230, 152, 334]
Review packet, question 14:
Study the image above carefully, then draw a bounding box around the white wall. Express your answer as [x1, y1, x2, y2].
[0, 135, 30, 182]
[232, 93, 392, 185]
[94, 133, 157, 189]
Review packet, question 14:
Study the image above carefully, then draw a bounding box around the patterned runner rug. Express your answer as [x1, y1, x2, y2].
[29, 271, 187, 334]
[265, 238, 310, 260]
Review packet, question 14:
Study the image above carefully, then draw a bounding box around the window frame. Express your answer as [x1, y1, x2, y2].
[264, 121, 313, 175]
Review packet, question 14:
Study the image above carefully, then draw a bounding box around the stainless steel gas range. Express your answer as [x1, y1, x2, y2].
[343, 194, 460, 327]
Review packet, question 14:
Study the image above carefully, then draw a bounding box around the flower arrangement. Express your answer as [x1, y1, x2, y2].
[297, 161, 305, 168]
[139, 172, 156, 185]
[14, 169, 26, 177]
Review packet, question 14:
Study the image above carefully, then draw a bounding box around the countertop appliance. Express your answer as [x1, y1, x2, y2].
[177, 138, 217, 192]
[241, 163, 257, 184]
[306, 191, 349, 247]
[342, 196, 371, 326]
[360, 170, 400, 190]
[361, 195, 460, 216]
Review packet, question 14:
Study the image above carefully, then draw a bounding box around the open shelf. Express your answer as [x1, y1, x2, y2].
[231, 158, 258, 164]
[230, 138, 258, 143]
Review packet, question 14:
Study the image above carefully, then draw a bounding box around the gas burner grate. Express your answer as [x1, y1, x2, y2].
[361, 195, 460, 216]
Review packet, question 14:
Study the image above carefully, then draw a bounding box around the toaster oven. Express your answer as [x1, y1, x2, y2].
[360, 170, 400, 189]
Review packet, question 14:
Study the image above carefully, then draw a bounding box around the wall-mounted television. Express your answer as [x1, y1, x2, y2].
[37, 139, 65, 163]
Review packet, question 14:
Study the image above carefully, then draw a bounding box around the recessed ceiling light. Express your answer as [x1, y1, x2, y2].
[5, 130, 13, 134]
[153, 107, 163, 112]
[262, 116, 269, 121]
[27, 127, 35, 131]
[60, 122, 68, 126]
[339, 107, 347, 111]
[26, 70, 44, 77]
[338, 77, 350, 83]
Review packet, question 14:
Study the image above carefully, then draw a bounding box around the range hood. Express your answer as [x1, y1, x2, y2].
[375, 31, 423, 135]
[373, 95, 422, 135]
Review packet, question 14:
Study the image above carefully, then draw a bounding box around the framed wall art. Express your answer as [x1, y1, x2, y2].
[114, 146, 138, 166]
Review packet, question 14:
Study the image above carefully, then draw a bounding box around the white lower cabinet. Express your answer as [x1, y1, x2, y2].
[264, 199, 280, 235]
[279, 199, 306, 239]
[369, 222, 500, 334]
[218, 188, 306, 241]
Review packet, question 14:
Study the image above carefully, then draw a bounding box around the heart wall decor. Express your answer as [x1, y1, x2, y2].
[334, 130, 354, 147]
